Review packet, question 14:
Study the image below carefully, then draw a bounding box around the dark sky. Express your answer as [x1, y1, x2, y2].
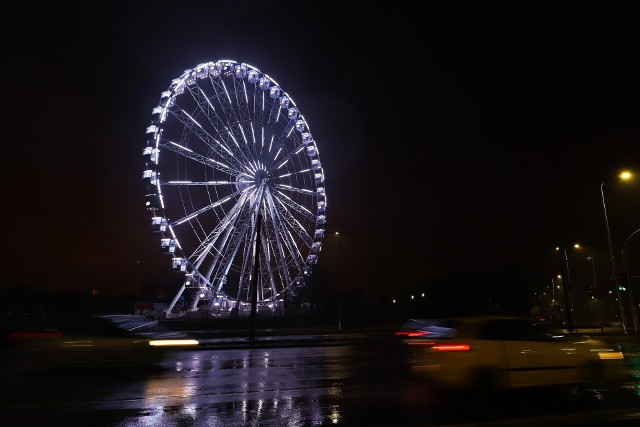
[2, 1, 639, 314]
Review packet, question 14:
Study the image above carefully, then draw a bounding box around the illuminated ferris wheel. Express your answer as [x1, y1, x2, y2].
[142, 60, 326, 317]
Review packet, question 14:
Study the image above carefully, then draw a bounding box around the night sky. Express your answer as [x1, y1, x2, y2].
[2, 1, 639, 315]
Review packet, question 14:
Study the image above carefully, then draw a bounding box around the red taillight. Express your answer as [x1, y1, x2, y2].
[395, 331, 430, 337]
[431, 344, 470, 351]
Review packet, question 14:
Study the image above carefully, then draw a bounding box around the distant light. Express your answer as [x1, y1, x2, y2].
[411, 295, 414, 300]
[421, 293, 425, 298]
[573, 243, 580, 249]
[620, 171, 633, 181]
[555, 246, 560, 251]
[392, 299, 396, 304]
[557, 275, 562, 279]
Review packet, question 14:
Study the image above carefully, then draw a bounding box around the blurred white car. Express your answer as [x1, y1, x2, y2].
[396, 315, 627, 390]
[1, 314, 199, 371]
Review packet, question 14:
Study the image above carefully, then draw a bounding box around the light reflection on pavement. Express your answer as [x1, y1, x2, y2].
[2, 339, 640, 426]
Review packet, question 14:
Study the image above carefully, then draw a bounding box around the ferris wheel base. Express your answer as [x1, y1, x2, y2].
[164, 304, 287, 319]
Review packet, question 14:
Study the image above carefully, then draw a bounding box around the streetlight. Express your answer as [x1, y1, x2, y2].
[571, 243, 604, 332]
[555, 246, 576, 331]
[600, 170, 634, 334]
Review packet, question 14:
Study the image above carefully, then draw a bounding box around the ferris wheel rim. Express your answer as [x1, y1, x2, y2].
[143, 59, 326, 311]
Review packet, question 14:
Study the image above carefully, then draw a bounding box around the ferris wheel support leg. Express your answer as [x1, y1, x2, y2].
[167, 283, 186, 316]
[190, 292, 202, 312]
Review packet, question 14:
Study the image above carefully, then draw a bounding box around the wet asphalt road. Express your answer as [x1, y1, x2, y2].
[2, 331, 640, 427]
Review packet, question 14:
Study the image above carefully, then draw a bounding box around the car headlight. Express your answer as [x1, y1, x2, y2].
[148, 339, 199, 347]
[597, 351, 624, 360]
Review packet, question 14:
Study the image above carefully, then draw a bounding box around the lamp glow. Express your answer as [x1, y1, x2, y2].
[149, 339, 199, 347]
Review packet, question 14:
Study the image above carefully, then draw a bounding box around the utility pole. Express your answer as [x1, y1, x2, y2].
[601, 181, 627, 334]
[559, 248, 576, 332]
[336, 231, 342, 331]
[587, 256, 604, 334]
[249, 214, 262, 341]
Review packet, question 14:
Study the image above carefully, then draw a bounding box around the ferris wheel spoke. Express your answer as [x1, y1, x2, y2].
[164, 180, 235, 186]
[254, 192, 280, 301]
[209, 186, 265, 298]
[268, 200, 313, 264]
[274, 224, 305, 289]
[170, 190, 242, 227]
[194, 192, 251, 270]
[229, 192, 266, 301]
[258, 237, 278, 300]
[218, 77, 250, 143]
[272, 142, 308, 170]
[168, 108, 246, 174]
[193, 221, 231, 271]
[185, 83, 256, 170]
[191, 199, 244, 268]
[252, 90, 264, 149]
[271, 188, 318, 224]
[267, 190, 317, 261]
[274, 183, 321, 199]
[157, 138, 238, 176]
[210, 215, 252, 296]
[207, 76, 266, 170]
[265, 191, 312, 263]
[275, 211, 312, 265]
[266, 93, 283, 133]
[199, 204, 252, 296]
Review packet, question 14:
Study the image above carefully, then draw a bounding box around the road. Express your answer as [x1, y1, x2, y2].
[2, 330, 640, 426]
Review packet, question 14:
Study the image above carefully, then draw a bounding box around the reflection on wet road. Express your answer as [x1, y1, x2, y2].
[2, 340, 640, 426]
[91, 345, 425, 426]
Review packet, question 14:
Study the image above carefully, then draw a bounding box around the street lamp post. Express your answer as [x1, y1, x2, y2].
[335, 231, 342, 331]
[587, 256, 604, 334]
[558, 247, 576, 331]
[551, 277, 563, 324]
[600, 171, 636, 334]
[601, 181, 627, 334]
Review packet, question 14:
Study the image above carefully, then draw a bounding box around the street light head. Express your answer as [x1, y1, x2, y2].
[573, 243, 581, 249]
[619, 170, 633, 181]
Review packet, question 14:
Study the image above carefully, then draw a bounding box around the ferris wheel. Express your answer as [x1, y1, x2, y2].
[142, 60, 326, 317]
